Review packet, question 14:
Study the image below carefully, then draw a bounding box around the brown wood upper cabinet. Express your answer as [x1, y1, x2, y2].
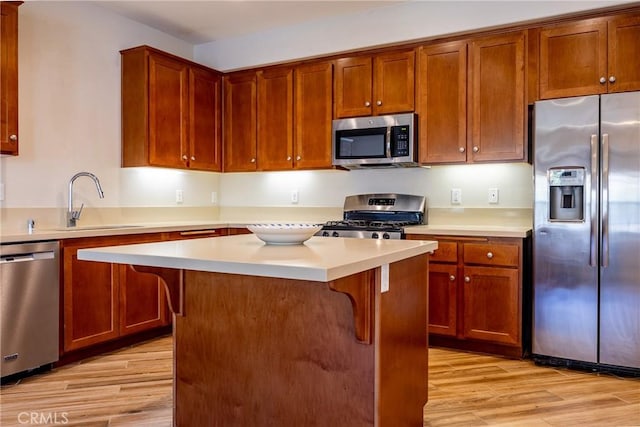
[121, 46, 223, 171]
[224, 61, 333, 172]
[539, 13, 640, 99]
[418, 31, 526, 164]
[0, 1, 21, 156]
[334, 50, 415, 118]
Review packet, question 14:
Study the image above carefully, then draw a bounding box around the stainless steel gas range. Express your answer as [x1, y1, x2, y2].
[317, 193, 426, 240]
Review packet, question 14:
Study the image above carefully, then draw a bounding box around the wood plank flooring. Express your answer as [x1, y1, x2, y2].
[1, 336, 638, 426]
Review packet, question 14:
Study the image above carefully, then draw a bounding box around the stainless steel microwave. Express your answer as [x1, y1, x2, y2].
[332, 113, 418, 169]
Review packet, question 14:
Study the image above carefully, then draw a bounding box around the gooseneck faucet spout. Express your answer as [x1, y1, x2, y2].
[67, 172, 104, 227]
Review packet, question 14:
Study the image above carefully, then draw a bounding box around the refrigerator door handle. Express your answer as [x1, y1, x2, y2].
[590, 133, 598, 267]
[601, 133, 610, 268]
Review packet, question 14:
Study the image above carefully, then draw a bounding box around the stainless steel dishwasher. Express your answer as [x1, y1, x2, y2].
[1, 241, 59, 378]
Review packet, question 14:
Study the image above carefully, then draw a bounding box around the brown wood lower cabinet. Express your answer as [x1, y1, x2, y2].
[408, 234, 530, 358]
[61, 234, 171, 353]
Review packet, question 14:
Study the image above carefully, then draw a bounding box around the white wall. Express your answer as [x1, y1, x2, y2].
[0, 1, 218, 211]
[194, 0, 629, 71]
[220, 164, 533, 209]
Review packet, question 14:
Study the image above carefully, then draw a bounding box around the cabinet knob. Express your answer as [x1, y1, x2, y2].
[182, 155, 188, 160]
[458, 147, 465, 153]
[609, 75, 616, 83]
[250, 158, 256, 163]
[287, 156, 292, 161]
[487, 252, 494, 259]
[364, 101, 371, 107]
[464, 276, 471, 283]
[191, 156, 195, 161]
[376, 100, 382, 106]
[472, 146, 479, 153]
[296, 155, 301, 161]
[9, 134, 17, 142]
[600, 76, 607, 84]
[449, 275, 456, 282]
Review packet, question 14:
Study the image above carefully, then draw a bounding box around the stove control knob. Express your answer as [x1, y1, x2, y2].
[382, 233, 390, 239]
[322, 231, 330, 237]
[332, 231, 339, 238]
[371, 232, 379, 239]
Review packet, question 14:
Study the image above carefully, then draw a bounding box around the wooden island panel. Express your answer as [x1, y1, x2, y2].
[152, 254, 428, 426]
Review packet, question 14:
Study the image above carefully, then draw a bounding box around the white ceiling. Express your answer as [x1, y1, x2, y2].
[95, 1, 406, 45]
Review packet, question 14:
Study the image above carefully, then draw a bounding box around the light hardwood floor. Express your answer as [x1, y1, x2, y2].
[1, 336, 638, 426]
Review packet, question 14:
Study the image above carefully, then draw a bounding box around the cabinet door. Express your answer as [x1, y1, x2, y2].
[334, 56, 373, 118]
[63, 239, 120, 352]
[417, 42, 467, 164]
[539, 19, 608, 99]
[294, 61, 333, 169]
[469, 31, 525, 162]
[607, 14, 640, 93]
[148, 52, 189, 168]
[223, 72, 257, 171]
[119, 265, 169, 336]
[257, 67, 294, 170]
[428, 263, 458, 337]
[0, 2, 19, 155]
[462, 266, 520, 346]
[189, 66, 222, 171]
[373, 50, 415, 115]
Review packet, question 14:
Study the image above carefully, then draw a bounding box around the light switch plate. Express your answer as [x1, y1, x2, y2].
[488, 188, 499, 204]
[451, 188, 462, 205]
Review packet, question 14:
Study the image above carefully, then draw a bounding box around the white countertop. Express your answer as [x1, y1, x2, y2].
[77, 234, 438, 282]
[405, 224, 532, 238]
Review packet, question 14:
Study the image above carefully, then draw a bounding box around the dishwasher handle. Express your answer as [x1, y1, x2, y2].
[0, 251, 55, 263]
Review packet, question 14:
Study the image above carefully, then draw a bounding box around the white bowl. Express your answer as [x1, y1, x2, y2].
[247, 223, 323, 245]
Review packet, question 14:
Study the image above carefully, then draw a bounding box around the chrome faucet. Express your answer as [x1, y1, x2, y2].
[67, 172, 104, 227]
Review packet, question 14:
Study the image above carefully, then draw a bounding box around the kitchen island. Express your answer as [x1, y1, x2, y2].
[78, 234, 437, 426]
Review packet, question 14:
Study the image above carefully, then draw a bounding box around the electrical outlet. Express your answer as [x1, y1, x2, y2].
[451, 188, 462, 205]
[211, 191, 217, 204]
[176, 189, 184, 204]
[488, 188, 499, 204]
[291, 189, 299, 204]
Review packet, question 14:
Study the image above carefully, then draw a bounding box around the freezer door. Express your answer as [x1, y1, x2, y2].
[533, 96, 599, 363]
[599, 92, 640, 369]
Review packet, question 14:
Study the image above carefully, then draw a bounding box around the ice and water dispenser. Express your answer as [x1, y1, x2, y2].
[548, 168, 585, 221]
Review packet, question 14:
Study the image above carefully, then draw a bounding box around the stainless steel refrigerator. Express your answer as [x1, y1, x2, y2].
[533, 92, 640, 372]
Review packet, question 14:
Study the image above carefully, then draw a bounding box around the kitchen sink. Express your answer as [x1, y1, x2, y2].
[52, 225, 144, 232]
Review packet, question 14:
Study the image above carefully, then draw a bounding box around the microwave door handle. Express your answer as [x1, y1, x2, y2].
[386, 127, 392, 158]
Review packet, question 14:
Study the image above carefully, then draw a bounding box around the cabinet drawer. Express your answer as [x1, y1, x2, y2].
[463, 243, 519, 267]
[430, 241, 458, 263]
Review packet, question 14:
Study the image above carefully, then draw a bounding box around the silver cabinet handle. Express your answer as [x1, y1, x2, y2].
[472, 146, 479, 153]
[609, 76, 616, 83]
[458, 147, 465, 153]
[250, 158, 256, 163]
[602, 133, 609, 268]
[287, 156, 291, 161]
[449, 275, 456, 282]
[464, 276, 470, 283]
[486, 252, 493, 259]
[296, 155, 301, 161]
[191, 156, 195, 161]
[376, 100, 382, 106]
[600, 76, 607, 84]
[364, 101, 371, 107]
[9, 134, 17, 141]
[590, 134, 598, 267]
[182, 155, 188, 160]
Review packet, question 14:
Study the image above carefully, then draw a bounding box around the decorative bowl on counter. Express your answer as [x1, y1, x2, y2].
[247, 223, 323, 245]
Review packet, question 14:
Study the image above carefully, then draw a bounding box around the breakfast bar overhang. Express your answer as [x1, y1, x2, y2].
[78, 234, 437, 426]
